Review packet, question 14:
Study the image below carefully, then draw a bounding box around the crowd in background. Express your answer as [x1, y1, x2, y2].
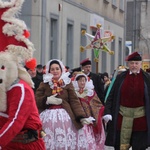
[23, 52, 150, 150]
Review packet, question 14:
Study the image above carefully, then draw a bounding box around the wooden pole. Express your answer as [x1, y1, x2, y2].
[96, 61, 98, 74]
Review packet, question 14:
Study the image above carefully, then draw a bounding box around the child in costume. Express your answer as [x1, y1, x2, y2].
[0, 0, 45, 149]
[72, 72, 105, 150]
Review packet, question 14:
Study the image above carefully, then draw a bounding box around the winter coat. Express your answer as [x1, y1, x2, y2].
[35, 82, 86, 129]
[104, 69, 150, 146]
[0, 80, 45, 149]
[79, 92, 103, 125]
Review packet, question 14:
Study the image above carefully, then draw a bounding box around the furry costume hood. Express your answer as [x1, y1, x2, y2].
[0, 0, 35, 111]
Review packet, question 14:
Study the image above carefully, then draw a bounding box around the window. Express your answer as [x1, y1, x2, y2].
[101, 51, 107, 73]
[112, 0, 117, 9]
[50, 14, 58, 59]
[110, 40, 115, 74]
[119, 0, 124, 11]
[118, 38, 122, 66]
[66, 20, 74, 69]
[112, 0, 116, 5]
[80, 24, 87, 62]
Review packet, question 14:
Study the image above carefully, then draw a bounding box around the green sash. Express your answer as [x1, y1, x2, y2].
[119, 105, 145, 150]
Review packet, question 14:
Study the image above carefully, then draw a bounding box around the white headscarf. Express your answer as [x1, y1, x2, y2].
[72, 72, 94, 97]
[43, 59, 71, 89]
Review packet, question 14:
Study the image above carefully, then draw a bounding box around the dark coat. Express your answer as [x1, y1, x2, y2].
[104, 69, 150, 146]
[35, 82, 86, 130]
[88, 72, 104, 104]
[32, 73, 43, 93]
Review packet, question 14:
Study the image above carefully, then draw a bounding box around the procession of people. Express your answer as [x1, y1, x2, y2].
[27, 54, 150, 150]
[0, 0, 150, 150]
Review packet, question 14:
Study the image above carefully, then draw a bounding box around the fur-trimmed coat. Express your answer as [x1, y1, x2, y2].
[0, 80, 44, 149]
[79, 92, 104, 125]
[35, 82, 86, 129]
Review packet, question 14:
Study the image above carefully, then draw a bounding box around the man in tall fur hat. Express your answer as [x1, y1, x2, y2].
[0, 0, 45, 149]
[103, 51, 150, 150]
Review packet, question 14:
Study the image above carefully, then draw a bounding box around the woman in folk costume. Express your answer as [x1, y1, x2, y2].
[36, 59, 98, 150]
[72, 72, 105, 150]
[0, 0, 45, 149]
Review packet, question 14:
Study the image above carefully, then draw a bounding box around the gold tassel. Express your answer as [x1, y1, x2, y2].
[120, 144, 130, 150]
[40, 130, 46, 137]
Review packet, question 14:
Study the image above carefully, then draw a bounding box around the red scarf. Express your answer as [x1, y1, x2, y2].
[79, 88, 84, 94]
[52, 79, 64, 95]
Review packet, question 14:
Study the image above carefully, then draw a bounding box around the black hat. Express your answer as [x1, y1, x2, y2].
[80, 58, 91, 66]
[36, 64, 43, 69]
[71, 67, 81, 73]
[125, 51, 142, 61]
[103, 72, 109, 78]
[65, 66, 70, 70]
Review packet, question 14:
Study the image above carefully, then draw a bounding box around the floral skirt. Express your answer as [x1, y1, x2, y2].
[40, 108, 105, 150]
[82, 124, 105, 150]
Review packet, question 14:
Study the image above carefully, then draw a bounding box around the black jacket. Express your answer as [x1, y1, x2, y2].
[88, 72, 104, 103]
[32, 72, 43, 93]
[104, 69, 150, 146]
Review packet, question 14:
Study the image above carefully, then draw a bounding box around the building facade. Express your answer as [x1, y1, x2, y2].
[21, 0, 125, 74]
[126, 0, 150, 71]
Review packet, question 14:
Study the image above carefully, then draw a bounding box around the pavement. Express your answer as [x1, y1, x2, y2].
[104, 146, 150, 150]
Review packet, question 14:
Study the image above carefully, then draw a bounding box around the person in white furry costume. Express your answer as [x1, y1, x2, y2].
[0, 0, 46, 149]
